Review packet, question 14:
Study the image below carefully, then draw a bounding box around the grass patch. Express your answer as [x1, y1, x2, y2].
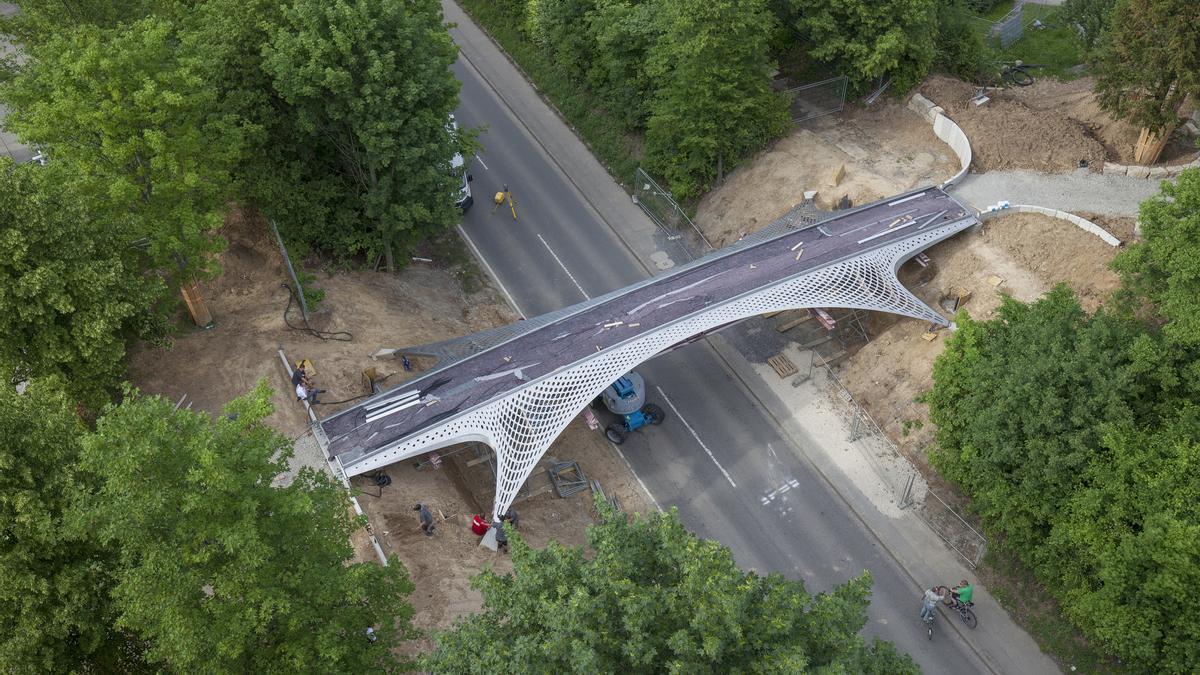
[973, 5, 1085, 81]
[978, 537, 1128, 674]
[425, 230, 484, 294]
[456, 0, 641, 189]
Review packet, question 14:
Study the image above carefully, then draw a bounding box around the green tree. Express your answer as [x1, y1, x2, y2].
[790, 0, 938, 94]
[72, 382, 416, 672]
[0, 160, 168, 408]
[1, 16, 243, 287]
[1062, 0, 1117, 54]
[1094, 0, 1200, 162]
[926, 287, 1148, 552]
[263, 0, 467, 271]
[644, 0, 789, 198]
[524, 0, 598, 80]
[1041, 408, 1200, 672]
[585, 0, 661, 129]
[425, 501, 916, 673]
[933, 0, 986, 81]
[1112, 169, 1200, 348]
[0, 378, 135, 672]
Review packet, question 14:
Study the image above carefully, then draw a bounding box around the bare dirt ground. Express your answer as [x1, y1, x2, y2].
[127, 208, 655, 652]
[920, 75, 1199, 172]
[351, 418, 654, 657]
[694, 99, 959, 247]
[128, 209, 518, 438]
[835, 212, 1131, 465]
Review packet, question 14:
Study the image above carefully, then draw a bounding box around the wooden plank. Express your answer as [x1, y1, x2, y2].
[776, 316, 811, 333]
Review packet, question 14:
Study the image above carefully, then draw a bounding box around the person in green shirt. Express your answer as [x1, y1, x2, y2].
[952, 579, 974, 607]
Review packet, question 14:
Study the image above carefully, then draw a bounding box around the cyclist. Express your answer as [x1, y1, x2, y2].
[951, 579, 974, 608]
[920, 586, 944, 622]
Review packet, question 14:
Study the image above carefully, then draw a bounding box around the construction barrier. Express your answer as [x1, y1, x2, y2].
[979, 202, 1121, 247]
[907, 93, 971, 188]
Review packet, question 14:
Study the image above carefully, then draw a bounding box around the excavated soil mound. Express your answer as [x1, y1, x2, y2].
[695, 99, 958, 248]
[1001, 77, 1199, 166]
[920, 75, 1106, 173]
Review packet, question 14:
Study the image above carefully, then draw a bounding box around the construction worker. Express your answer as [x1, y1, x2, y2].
[501, 508, 519, 530]
[494, 518, 509, 553]
[414, 503, 435, 536]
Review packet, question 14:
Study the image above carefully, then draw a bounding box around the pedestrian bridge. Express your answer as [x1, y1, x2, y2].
[317, 187, 978, 516]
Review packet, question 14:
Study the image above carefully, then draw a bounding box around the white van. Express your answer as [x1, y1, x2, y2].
[449, 115, 473, 211]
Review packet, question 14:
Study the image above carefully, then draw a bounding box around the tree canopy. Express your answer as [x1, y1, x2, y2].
[425, 501, 915, 673]
[928, 171, 1200, 672]
[788, 0, 939, 94]
[263, 0, 467, 270]
[1, 14, 243, 285]
[0, 160, 169, 408]
[0, 378, 127, 672]
[73, 382, 416, 672]
[1094, 0, 1200, 134]
[643, 0, 789, 198]
[1111, 169, 1200, 348]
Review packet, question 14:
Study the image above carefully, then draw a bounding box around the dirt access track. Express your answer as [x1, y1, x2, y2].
[127, 210, 655, 651]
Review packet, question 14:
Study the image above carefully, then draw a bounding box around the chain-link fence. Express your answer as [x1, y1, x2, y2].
[632, 167, 714, 258]
[812, 355, 988, 567]
[973, 4, 1025, 49]
[783, 75, 849, 123]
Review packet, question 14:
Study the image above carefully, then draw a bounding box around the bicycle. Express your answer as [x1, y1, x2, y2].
[922, 610, 936, 640]
[935, 586, 979, 629]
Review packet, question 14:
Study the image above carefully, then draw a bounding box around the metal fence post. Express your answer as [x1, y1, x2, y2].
[269, 219, 310, 324]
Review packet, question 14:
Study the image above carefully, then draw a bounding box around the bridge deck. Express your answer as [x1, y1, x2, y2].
[321, 188, 970, 460]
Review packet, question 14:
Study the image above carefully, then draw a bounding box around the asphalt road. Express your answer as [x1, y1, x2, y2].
[449, 54, 987, 673]
[322, 188, 970, 461]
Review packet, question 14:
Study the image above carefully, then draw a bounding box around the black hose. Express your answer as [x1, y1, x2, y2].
[280, 283, 353, 342]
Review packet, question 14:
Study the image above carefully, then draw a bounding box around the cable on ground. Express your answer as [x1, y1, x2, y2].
[280, 283, 353, 342]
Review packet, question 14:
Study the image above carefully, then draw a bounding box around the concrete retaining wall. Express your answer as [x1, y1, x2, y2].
[908, 93, 971, 188]
[1103, 157, 1200, 179]
[978, 203, 1122, 247]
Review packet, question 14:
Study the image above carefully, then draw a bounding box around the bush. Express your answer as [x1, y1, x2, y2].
[935, 0, 987, 80]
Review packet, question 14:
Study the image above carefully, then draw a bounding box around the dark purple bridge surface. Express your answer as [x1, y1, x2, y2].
[321, 187, 973, 462]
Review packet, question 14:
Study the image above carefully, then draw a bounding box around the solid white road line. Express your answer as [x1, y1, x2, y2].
[654, 385, 737, 488]
[457, 224, 527, 319]
[537, 233, 590, 300]
[474, 153, 489, 170]
[609, 442, 664, 513]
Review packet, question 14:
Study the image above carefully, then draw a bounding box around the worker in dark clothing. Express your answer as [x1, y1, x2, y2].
[500, 508, 519, 530]
[292, 362, 325, 404]
[414, 503, 435, 536]
[494, 519, 508, 553]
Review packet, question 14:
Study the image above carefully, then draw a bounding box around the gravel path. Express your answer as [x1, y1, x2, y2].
[951, 168, 1163, 217]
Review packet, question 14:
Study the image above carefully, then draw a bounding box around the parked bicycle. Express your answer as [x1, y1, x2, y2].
[934, 585, 979, 629]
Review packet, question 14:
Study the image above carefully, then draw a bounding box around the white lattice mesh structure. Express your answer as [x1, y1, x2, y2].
[340, 218, 975, 517]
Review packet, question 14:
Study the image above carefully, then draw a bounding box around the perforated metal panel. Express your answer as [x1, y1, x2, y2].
[342, 218, 975, 517]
